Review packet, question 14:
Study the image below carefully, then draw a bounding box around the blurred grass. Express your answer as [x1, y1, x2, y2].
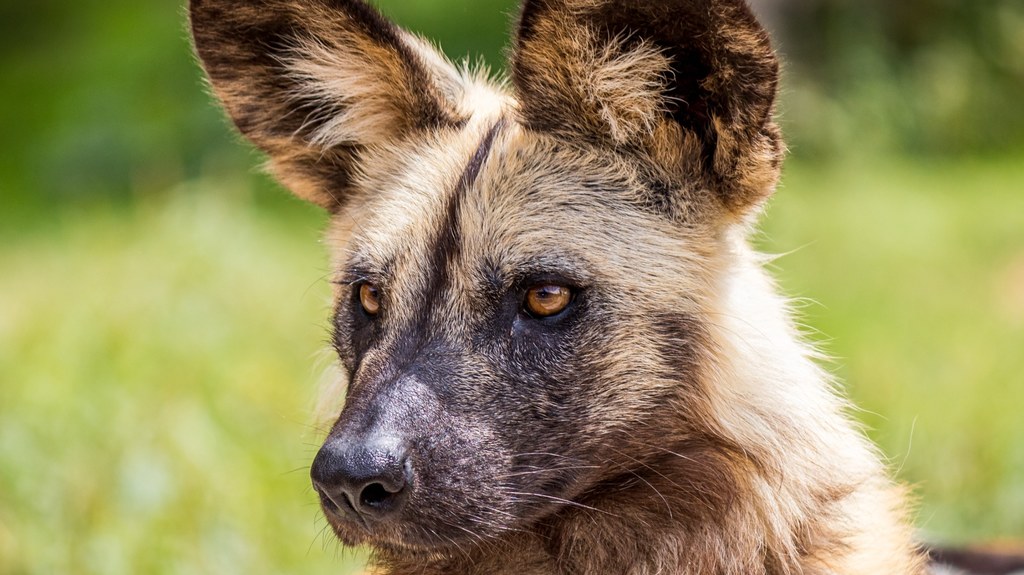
[0, 182, 365, 575]
[1, 158, 1022, 573]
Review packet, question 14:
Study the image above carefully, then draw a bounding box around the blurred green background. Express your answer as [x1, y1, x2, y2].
[1, 0, 1021, 573]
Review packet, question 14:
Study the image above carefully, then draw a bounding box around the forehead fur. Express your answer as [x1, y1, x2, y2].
[457, 126, 717, 284]
[327, 107, 502, 278]
[329, 114, 718, 317]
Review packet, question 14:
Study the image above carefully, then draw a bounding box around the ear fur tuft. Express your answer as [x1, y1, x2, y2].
[512, 0, 782, 215]
[189, 0, 467, 211]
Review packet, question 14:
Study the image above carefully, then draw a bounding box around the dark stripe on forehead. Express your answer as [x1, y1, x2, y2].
[336, 120, 504, 384]
[429, 118, 505, 281]
[461, 119, 505, 195]
[396, 118, 505, 354]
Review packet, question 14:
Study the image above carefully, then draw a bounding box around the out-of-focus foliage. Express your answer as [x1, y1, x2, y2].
[0, 0, 238, 206]
[1, 0, 1022, 207]
[771, 0, 1024, 157]
[0, 0, 517, 208]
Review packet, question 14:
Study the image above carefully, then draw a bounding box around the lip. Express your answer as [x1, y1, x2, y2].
[319, 501, 490, 554]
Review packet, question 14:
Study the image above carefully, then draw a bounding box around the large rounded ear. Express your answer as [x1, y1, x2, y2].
[190, 0, 467, 212]
[511, 0, 782, 215]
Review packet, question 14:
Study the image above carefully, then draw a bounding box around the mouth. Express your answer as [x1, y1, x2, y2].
[312, 447, 602, 553]
[318, 502, 466, 554]
[314, 472, 534, 554]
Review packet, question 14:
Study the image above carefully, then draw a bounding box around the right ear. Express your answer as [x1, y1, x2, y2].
[510, 0, 782, 216]
[189, 0, 468, 211]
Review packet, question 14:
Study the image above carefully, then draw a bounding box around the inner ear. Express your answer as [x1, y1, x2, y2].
[511, 0, 782, 215]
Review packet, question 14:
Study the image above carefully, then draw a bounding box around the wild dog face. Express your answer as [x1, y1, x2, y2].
[191, 0, 781, 559]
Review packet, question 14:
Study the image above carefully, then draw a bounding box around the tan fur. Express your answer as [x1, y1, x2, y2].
[513, 17, 671, 145]
[190, 0, 930, 573]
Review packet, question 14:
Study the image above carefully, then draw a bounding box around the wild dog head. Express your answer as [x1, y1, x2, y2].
[191, 0, 781, 560]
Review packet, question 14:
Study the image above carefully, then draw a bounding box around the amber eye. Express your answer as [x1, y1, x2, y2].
[524, 285, 574, 318]
[358, 283, 381, 316]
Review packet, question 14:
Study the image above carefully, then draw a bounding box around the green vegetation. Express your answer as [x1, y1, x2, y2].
[2, 0, 1020, 205]
[773, 0, 1024, 156]
[0, 0, 519, 207]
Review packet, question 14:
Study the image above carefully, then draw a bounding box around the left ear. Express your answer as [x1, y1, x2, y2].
[511, 0, 782, 216]
[190, 0, 469, 212]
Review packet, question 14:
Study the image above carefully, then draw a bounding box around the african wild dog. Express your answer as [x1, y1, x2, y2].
[190, 0, 943, 573]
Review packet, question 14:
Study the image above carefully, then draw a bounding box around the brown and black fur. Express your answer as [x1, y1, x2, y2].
[188, 1, 1011, 574]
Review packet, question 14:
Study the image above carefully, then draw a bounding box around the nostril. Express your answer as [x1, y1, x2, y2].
[313, 481, 358, 518]
[314, 484, 335, 509]
[359, 482, 395, 509]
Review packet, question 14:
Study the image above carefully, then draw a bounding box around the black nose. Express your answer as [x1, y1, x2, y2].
[310, 436, 411, 522]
